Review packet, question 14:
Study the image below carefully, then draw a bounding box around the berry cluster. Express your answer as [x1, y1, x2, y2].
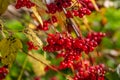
[46, 0, 72, 14]
[15, 0, 35, 9]
[73, 62, 106, 80]
[27, 41, 38, 50]
[78, 0, 95, 11]
[0, 67, 8, 80]
[46, 0, 93, 18]
[43, 32, 105, 69]
[36, 16, 57, 31]
[73, 32, 106, 54]
[71, 7, 91, 18]
[66, 0, 94, 18]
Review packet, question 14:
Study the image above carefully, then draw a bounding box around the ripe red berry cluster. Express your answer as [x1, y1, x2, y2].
[15, 0, 35, 9]
[27, 41, 38, 50]
[36, 16, 57, 31]
[73, 32, 106, 54]
[0, 67, 8, 80]
[73, 62, 106, 80]
[72, 7, 91, 18]
[67, 0, 94, 18]
[46, 0, 72, 14]
[43, 32, 105, 69]
[78, 0, 95, 11]
[46, 0, 92, 18]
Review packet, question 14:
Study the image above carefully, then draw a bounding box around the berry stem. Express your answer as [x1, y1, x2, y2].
[68, 0, 77, 9]
[70, 65, 75, 75]
[88, 54, 94, 65]
[90, 0, 99, 12]
[63, 8, 82, 37]
[83, 16, 93, 32]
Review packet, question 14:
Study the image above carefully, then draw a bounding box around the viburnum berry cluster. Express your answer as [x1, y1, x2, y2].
[13, 0, 107, 80]
[15, 0, 35, 9]
[43, 32, 106, 69]
[46, 0, 72, 14]
[46, 0, 94, 18]
[73, 60, 106, 80]
[0, 66, 8, 80]
[36, 16, 57, 31]
[27, 41, 38, 50]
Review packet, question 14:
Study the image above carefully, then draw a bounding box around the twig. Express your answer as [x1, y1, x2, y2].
[17, 58, 27, 80]
[91, 0, 99, 12]
[24, 52, 72, 80]
[83, 16, 93, 32]
[62, 8, 82, 37]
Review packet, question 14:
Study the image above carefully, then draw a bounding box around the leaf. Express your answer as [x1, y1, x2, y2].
[0, 0, 9, 15]
[28, 52, 50, 76]
[101, 37, 114, 49]
[0, 36, 23, 68]
[105, 72, 120, 80]
[24, 27, 43, 48]
[31, 0, 47, 9]
[4, 20, 25, 31]
[116, 64, 120, 78]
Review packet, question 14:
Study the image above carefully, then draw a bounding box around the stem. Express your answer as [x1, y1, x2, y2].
[62, 8, 82, 37]
[17, 57, 27, 80]
[0, 30, 6, 38]
[31, 6, 43, 25]
[91, 0, 99, 12]
[0, 21, 6, 38]
[70, 65, 75, 75]
[88, 54, 94, 66]
[24, 52, 72, 80]
[83, 16, 93, 32]
[68, 0, 78, 9]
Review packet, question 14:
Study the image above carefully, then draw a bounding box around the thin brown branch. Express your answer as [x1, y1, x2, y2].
[62, 8, 82, 37]
[23, 52, 72, 80]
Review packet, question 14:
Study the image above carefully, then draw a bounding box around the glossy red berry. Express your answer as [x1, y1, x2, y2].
[15, 0, 35, 9]
[0, 67, 8, 80]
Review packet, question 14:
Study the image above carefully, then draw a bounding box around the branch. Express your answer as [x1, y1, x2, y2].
[91, 0, 99, 12]
[23, 51, 72, 80]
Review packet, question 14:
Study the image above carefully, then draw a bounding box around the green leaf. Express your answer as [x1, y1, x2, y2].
[101, 37, 114, 49]
[4, 20, 25, 31]
[105, 72, 120, 80]
[113, 31, 120, 48]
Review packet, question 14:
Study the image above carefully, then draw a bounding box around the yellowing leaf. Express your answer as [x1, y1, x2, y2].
[28, 52, 50, 76]
[0, 36, 23, 68]
[24, 28, 43, 47]
[0, 0, 9, 15]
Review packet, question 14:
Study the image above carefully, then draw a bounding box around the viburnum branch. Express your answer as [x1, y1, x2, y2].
[62, 8, 82, 37]
[24, 52, 72, 80]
